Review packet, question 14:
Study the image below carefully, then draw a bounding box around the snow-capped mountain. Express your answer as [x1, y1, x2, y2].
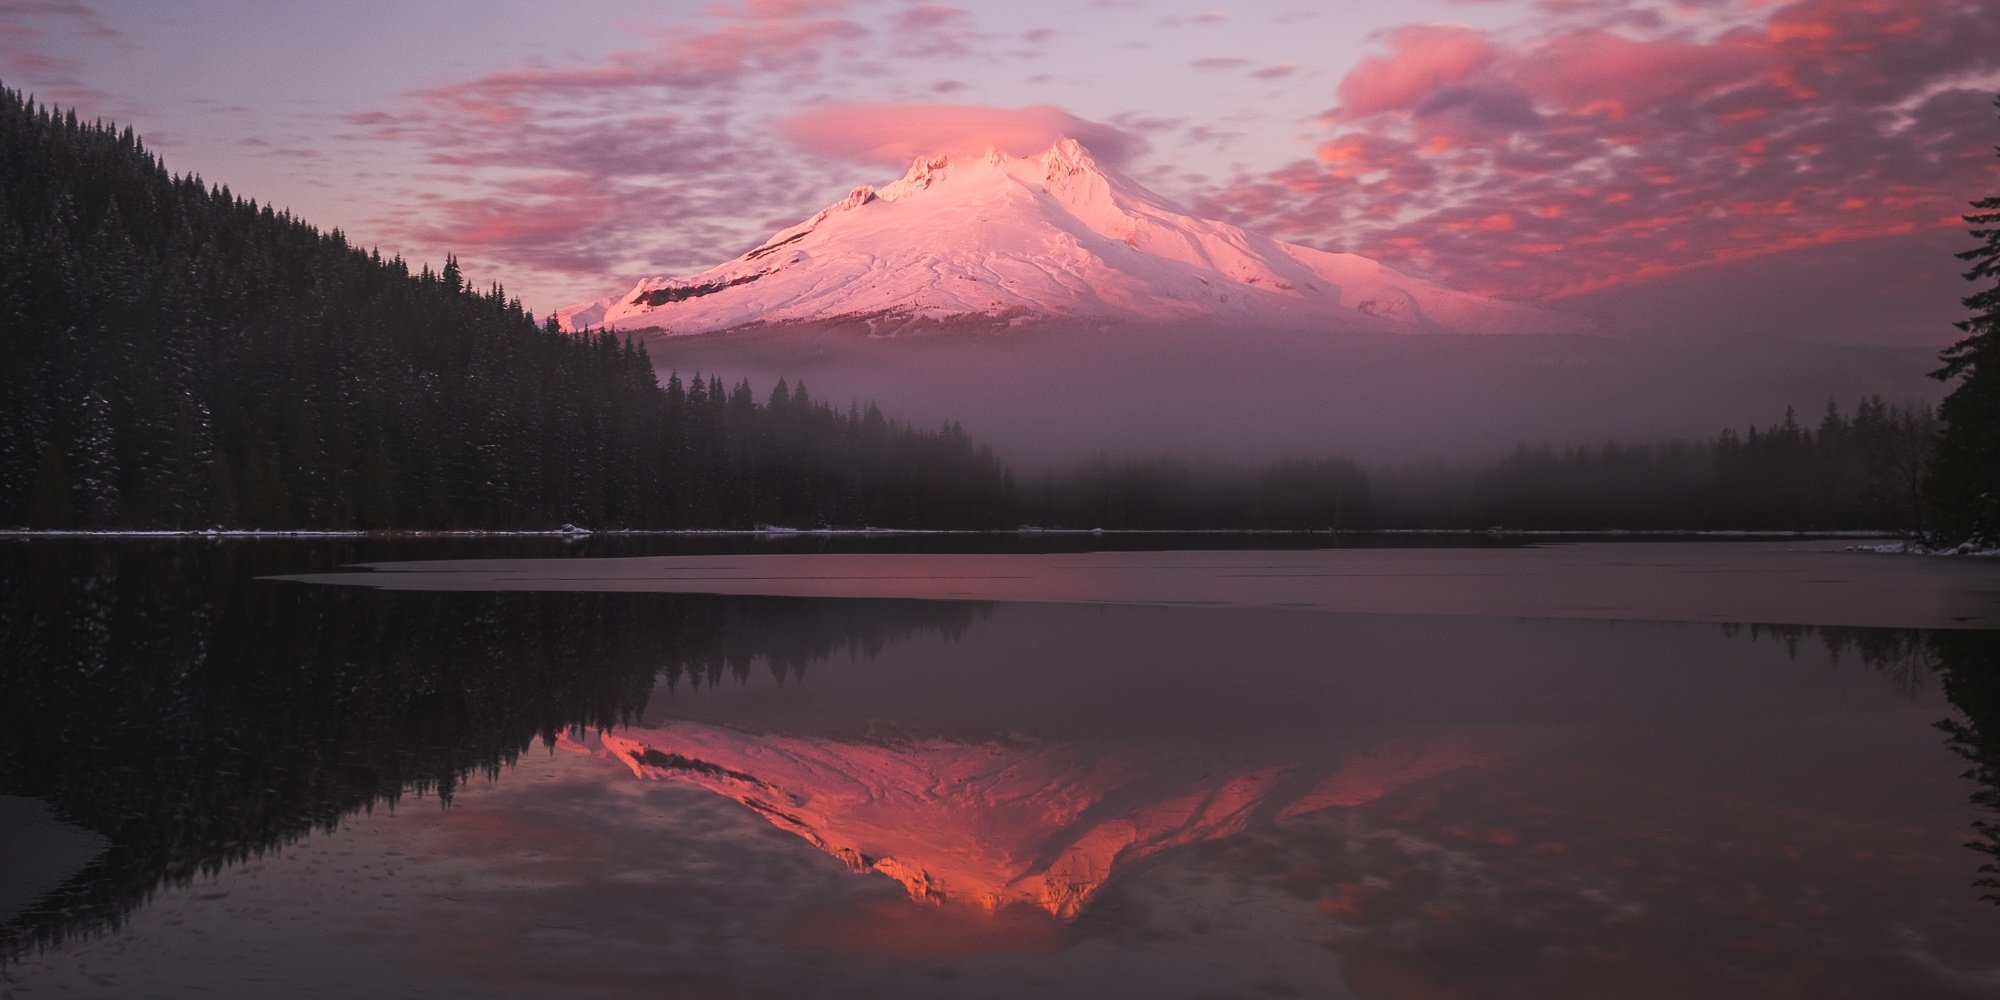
[556, 138, 1589, 336]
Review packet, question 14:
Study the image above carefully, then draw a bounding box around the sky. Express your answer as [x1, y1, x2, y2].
[4, 0, 1998, 343]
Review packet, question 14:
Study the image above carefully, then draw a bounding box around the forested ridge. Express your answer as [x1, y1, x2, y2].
[0, 88, 1014, 530]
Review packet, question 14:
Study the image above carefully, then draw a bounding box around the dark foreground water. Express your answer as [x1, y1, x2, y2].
[2, 538, 1997, 998]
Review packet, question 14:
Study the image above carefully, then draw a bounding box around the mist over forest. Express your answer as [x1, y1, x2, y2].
[638, 318, 1944, 467]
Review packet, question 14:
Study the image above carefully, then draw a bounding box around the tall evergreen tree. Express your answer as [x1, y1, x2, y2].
[67, 391, 120, 526]
[1927, 95, 2000, 547]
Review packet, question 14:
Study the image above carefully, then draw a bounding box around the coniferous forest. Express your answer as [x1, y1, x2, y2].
[0, 88, 1013, 531]
[1370, 398, 1939, 533]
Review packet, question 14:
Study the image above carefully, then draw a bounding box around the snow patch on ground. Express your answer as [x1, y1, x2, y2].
[1847, 540, 2000, 557]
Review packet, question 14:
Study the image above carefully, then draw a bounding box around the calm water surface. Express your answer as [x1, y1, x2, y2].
[1, 538, 1997, 998]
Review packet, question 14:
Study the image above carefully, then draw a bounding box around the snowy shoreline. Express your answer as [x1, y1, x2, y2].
[1843, 540, 2000, 558]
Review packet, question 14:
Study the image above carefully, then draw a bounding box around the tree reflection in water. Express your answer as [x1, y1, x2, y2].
[1928, 631, 2000, 902]
[0, 541, 985, 959]
[1727, 622, 1998, 902]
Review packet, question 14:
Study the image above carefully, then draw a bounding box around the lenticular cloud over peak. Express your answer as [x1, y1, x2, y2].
[781, 103, 1148, 169]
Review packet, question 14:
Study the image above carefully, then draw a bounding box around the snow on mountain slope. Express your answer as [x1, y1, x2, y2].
[557, 138, 1590, 336]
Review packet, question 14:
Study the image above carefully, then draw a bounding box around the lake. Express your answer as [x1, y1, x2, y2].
[2, 537, 1997, 998]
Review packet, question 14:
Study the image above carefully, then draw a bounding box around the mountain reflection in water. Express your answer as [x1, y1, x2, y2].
[0, 541, 983, 958]
[561, 722, 1556, 919]
[560, 621, 2000, 931]
[2, 540, 1998, 1000]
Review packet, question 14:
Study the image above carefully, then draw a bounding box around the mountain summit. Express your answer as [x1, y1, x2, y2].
[557, 138, 1588, 336]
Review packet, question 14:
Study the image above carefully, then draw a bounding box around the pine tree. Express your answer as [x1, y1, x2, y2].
[1927, 94, 2000, 546]
[27, 445, 72, 527]
[67, 391, 120, 526]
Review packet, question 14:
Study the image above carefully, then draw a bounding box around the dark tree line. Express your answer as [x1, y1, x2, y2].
[0, 88, 1014, 531]
[961, 401, 1938, 533]
[1372, 398, 1937, 532]
[650, 375, 1016, 529]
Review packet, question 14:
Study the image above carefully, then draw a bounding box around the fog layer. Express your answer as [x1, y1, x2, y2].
[638, 320, 1941, 465]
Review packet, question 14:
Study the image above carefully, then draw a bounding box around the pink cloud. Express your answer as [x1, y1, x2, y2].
[1209, 0, 2000, 310]
[356, 0, 873, 139]
[886, 2, 976, 58]
[895, 3, 966, 32]
[666, 15, 867, 76]
[1513, 29, 1764, 115]
[419, 199, 611, 261]
[0, 0, 122, 110]
[371, 5, 866, 128]
[780, 103, 1147, 168]
[338, 0, 906, 308]
[0, 0, 116, 41]
[1334, 25, 1495, 117]
[746, 0, 847, 15]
